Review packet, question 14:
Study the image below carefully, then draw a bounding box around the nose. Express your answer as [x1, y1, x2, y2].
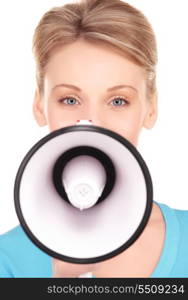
[76, 118, 106, 128]
[75, 104, 106, 128]
[76, 120, 93, 125]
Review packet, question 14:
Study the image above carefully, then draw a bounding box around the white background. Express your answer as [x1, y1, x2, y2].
[0, 0, 188, 234]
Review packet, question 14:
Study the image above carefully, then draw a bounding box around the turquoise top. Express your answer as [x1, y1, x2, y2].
[0, 201, 188, 278]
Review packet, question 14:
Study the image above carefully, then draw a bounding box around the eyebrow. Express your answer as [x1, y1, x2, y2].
[52, 83, 138, 93]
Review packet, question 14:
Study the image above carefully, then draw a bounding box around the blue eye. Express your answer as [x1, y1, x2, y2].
[61, 97, 78, 105]
[111, 98, 129, 107]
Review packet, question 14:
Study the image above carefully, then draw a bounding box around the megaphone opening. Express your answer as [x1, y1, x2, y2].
[14, 124, 153, 264]
[52, 146, 116, 209]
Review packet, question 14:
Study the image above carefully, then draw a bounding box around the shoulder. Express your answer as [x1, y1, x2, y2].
[156, 201, 188, 229]
[0, 225, 43, 255]
[172, 207, 188, 242]
[164, 204, 188, 231]
[158, 202, 188, 238]
[157, 202, 188, 276]
[0, 225, 52, 277]
[173, 207, 188, 224]
[1, 225, 29, 246]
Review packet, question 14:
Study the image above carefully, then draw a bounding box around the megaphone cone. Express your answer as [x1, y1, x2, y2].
[14, 121, 153, 264]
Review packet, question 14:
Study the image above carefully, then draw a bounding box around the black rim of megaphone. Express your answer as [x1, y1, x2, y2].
[14, 124, 153, 264]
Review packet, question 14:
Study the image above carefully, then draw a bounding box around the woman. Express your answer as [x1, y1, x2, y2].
[0, 0, 188, 278]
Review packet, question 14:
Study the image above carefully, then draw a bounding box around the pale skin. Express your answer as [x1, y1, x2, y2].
[33, 39, 165, 278]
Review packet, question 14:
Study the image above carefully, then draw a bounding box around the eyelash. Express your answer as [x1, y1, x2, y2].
[57, 95, 130, 107]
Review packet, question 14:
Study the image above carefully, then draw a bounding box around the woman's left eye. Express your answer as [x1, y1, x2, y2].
[111, 97, 129, 107]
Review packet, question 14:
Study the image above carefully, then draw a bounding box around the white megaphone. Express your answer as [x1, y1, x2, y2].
[14, 120, 153, 265]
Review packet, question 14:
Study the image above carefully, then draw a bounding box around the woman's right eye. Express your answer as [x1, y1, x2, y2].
[58, 97, 79, 105]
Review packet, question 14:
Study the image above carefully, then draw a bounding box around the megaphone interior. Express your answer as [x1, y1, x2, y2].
[14, 120, 153, 264]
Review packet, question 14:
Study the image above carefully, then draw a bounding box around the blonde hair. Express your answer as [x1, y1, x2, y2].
[32, 0, 157, 98]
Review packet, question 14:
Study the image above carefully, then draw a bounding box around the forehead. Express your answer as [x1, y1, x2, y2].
[44, 40, 146, 91]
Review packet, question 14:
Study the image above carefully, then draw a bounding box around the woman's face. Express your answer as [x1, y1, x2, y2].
[33, 39, 157, 147]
